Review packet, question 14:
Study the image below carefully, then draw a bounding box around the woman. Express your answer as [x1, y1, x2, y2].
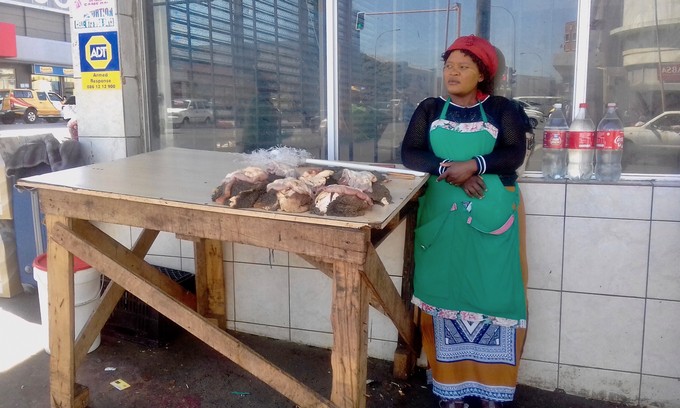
[401, 35, 531, 408]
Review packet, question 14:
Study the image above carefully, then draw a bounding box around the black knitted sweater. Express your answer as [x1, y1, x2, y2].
[401, 95, 531, 186]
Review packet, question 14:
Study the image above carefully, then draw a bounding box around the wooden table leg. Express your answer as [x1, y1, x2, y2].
[45, 215, 84, 408]
[330, 261, 370, 408]
[194, 238, 226, 329]
[393, 204, 419, 379]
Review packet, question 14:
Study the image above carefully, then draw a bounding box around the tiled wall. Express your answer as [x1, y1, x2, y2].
[519, 180, 680, 408]
[95, 180, 680, 408]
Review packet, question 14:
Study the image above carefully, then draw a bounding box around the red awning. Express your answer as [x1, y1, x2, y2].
[0, 23, 17, 58]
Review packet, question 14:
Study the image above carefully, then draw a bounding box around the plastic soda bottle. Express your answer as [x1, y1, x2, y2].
[542, 103, 569, 179]
[595, 103, 624, 181]
[567, 103, 595, 180]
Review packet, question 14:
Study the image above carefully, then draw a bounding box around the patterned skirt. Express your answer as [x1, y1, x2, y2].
[420, 312, 526, 402]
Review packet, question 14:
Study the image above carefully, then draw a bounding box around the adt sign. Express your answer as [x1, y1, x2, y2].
[85, 36, 112, 69]
[79, 31, 120, 73]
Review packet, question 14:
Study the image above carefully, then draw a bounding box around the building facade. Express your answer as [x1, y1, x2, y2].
[0, 0, 73, 96]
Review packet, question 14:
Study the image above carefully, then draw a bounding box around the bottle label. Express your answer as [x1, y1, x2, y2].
[596, 129, 623, 150]
[543, 130, 567, 149]
[567, 130, 595, 149]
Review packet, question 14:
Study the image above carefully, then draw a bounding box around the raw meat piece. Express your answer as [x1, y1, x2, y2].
[312, 184, 373, 216]
[267, 177, 314, 213]
[337, 169, 377, 192]
[211, 166, 269, 206]
[299, 168, 335, 190]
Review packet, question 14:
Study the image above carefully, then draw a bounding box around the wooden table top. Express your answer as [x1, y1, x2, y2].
[17, 147, 428, 230]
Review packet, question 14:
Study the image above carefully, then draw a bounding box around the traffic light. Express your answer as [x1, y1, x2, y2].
[510, 67, 517, 84]
[355, 12, 365, 30]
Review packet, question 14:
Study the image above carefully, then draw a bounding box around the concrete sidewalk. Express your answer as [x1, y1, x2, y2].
[0, 291, 632, 408]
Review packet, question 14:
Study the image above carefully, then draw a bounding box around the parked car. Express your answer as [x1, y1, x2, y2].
[514, 96, 566, 116]
[166, 99, 212, 128]
[517, 100, 545, 129]
[61, 95, 76, 120]
[623, 111, 680, 172]
[0, 88, 64, 124]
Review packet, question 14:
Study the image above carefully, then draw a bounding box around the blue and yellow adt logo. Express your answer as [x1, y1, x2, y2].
[78, 31, 121, 90]
[79, 31, 120, 72]
[85, 35, 113, 70]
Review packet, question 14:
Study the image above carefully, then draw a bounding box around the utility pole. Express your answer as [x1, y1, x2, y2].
[476, 0, 491, 39]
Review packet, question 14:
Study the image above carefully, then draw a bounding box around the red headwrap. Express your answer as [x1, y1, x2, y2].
[445, 35, 498, 80]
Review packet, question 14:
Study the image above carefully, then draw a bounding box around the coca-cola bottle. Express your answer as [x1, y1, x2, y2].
[595, 103, 624, 181]
[542, 103, 569, 179]
[567, 103, 595, 180]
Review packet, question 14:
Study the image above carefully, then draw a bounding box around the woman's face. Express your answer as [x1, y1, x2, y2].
[443, 50, 484, 99]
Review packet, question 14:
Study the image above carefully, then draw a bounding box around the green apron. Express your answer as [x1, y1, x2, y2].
[413, 98, 526, 322]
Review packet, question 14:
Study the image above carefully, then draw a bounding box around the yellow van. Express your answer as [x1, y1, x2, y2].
[0, 89, 64, 124]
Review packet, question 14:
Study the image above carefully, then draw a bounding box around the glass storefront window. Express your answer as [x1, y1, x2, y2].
[63, 77, 75, 98]
[600, 0, 680, 175]
[31, 75, 60, 93]
[147, 0, 680, 176]
[343, 1, 576, 165]
[151, 1, 327, 158]
[0, 68, 16, 89]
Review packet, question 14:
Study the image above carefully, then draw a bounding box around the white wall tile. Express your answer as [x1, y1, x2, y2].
[290, 329, 333, 350]
[652, 187, 680, 221]
[523, 289, 560, 363]
[368, 305, 398, 342]
[131, 228, 181, 257]
[367, 338, 397, 361]
[144, 254, 182, 270]
[560, 293, 644, 371]
[180, 239, 194, 259]
[233, 263, 289, 327]
[180, 257, 196, 274]
[519, 182, 565, 216]
[289, 267, 332, 333]
[234, 321, 289, 341]
[375, 219, 405, 277]
[92, 222, 132, 248]
[150, 231, 182, 256]
[233, 243, 288, 266]
[563, 218, 649, 296]
[566, 184, 652, 220]
[517, 360, 558, 391]
[525, 215, 563, 290]
[643, 300, 680, 378]
[289, 253, 315, 269]
[558, 365, 640, 404]
[640, 374, 680, 408]
[648, 221, 680, 301]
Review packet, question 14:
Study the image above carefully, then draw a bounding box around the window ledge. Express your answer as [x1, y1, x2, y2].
[520, 171, 680, 187]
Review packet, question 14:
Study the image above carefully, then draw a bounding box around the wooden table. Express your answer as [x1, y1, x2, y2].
[17, 147, 427, 408]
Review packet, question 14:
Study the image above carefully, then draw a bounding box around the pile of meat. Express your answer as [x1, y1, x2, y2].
[211, 164, 392, 217]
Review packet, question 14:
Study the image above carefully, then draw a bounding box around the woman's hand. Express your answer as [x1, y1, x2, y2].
[436, 159, 478, 186]
[460, 175, 486, 199]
